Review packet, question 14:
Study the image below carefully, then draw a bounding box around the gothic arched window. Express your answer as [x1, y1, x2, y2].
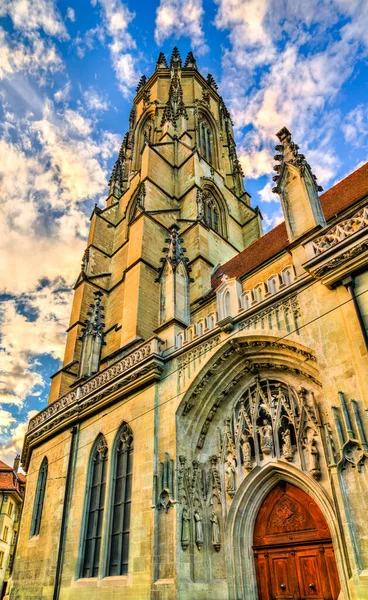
[199, 116, 213, 164]
[30, 456, 48, 537]
[198, 189, 225, 236]
[80, 436, 108, 578]
[107, 424, 133, 576]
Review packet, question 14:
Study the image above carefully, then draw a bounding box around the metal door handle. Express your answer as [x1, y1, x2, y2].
[309, 583, 315, 589]
[280, 583, 286, 590]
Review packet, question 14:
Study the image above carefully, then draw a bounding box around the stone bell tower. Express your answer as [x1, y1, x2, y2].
[48, 47, 262, 402]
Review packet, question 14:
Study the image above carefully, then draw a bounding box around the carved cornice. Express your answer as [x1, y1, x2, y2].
[181, 338, 317, 417]
[22, 337, 165, 469]
[303, 203, 368, 287]
[311, 205, 368, 255]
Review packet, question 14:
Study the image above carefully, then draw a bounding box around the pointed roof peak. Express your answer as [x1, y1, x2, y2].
[184, 51, 197, 69]
[156, 51, 168, 70]
[170, 46, 182, 68]
[273, 126, 323, 194]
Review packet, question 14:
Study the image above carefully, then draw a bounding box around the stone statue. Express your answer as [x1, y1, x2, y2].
[258, 419, 273, 455]
[210, 511, 221, 551]
[225, 459, 236, 497]
[241, 431, 253, 471]
[281, 427, 294, 461]
[303, 436, 321, 480]
[181, 506, 190, 550]
[196, 190, 205, 221]
[194, 509, 204, 549]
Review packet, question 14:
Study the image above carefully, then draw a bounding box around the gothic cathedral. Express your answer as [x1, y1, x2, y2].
[9, 49, 368, 600]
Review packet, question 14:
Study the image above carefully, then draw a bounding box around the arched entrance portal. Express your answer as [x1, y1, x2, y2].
[253, 482, 340, 600]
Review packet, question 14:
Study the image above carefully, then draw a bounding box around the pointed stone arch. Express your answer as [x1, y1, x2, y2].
[196, 106, 220, 169]
[176, 335, 320, 444]
[199, 179, 229, 238]
[132, 109, 156, 171]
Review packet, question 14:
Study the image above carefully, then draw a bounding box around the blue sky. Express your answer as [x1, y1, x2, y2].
[0, 0, 367, 463]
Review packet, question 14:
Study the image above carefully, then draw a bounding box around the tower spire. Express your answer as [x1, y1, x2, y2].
[170, 46, 182, 69]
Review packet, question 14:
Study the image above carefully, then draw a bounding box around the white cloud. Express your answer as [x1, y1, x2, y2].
[342, 104, 368, 146]
[93, 0, 139, 96]
[258, 181, 279, 203]
[54, 81, 71, 103]
[0, 410, 38, 464]
[0, 96, 121, 295]
[83, 87, 110, 112]
[262, 209, 284, 232]
[0, 0, 68, 39]
[212, 0, 368, 195]
[0, 409, 16, 433]
[0, 27, 63, 81]
[66, 6, 76, 22]
[154, 0, 208, 54]
[0, 282, 73, 406]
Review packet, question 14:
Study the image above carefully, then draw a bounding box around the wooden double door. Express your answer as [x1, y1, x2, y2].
[253, 483, 340, 600]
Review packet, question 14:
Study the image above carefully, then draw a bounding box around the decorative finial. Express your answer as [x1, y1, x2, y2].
[156, 52, 168, 70]
[272, 127, 323, 194]
[184, 51, 197, 69]
[155, 224, 192, 281]
[170, 47, 182, 69]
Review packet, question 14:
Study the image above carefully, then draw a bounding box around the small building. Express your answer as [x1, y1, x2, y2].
[0, 457, 25, 599]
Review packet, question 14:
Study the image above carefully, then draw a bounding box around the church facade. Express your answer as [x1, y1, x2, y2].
[9, 49, 368, 600]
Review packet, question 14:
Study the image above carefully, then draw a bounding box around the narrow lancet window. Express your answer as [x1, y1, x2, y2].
[107, 424, 133, 576]
[81, 436, 108, 578]
[30, 456, 48, 537]
[199, 117, 213, 163]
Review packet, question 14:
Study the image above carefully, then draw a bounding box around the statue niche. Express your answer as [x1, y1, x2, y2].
[216, 379, 323, 498]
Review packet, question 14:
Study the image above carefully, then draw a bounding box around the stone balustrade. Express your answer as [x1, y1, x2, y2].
[28, 337, 164, 433]
[312, 205, 368, 255]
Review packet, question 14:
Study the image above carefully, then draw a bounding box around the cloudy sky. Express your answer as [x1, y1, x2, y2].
[0, 0, 367, 465]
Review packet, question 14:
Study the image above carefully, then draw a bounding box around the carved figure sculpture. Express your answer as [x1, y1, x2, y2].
[225, 459, 236, 497]
[303, 436, 321, 479]
[258, 419, 273, 455]
[181, 506, 190, 550]
[241, 431, 253, 471]
[281, 427, 294, 461]
[194, 509, 204, 549]
[210, 511, 221, 551]
[196, 190, 205, 221]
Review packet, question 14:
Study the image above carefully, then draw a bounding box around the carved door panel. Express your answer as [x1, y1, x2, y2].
[323, 546, 340, 600]
[268, 550, 299, 599]
[294, 546, 329, 599]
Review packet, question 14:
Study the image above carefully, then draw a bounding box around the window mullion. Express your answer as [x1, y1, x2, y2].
[89, 457, 103, 576]
[118, 448, 128, 574]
